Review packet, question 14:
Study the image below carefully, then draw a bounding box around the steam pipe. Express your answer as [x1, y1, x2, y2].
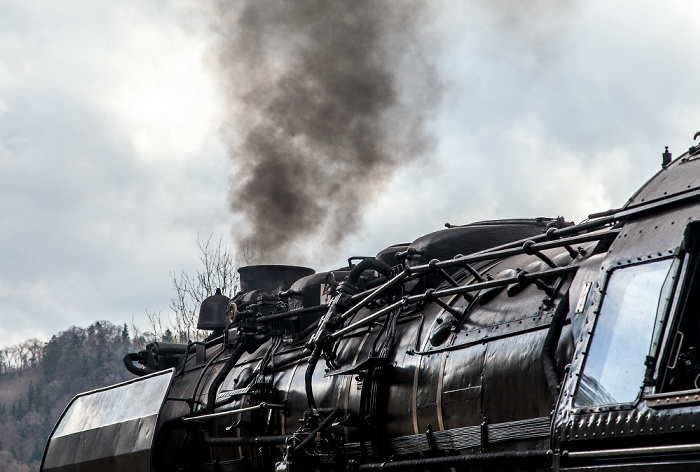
[522, 240, 557, 268]
[147, 342, 188, 355]
[183, 402, 286, 422]
[348, 271, 420, 305]
[330, 299, 406, 340]
[352, 449, 551, 471]
[203, 431, 288, 446]
[206, 344, 247, 414]
[469, 215, 617, 254]
[425, 265, 578, 299]
[305, 346, 323, 411]
[297, 320, 322, 341]
[189, 347, 226, 414]
[339, 271, 411, 324]
[255, 304, 329, 324]
[348, 258, 392, 286]
[123, 353, 157, 377]
[541, 289, 571, 402]
[588, 208, 623, 219]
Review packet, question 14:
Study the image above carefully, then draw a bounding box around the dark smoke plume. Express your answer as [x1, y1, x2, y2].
[207, 1, 440, 264]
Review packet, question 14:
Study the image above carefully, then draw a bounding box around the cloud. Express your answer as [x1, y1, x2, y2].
[0, 1, 229, 347]
[3, 0, 700, 347]
[318, 1, 700, 269]
[0, 89, 228, 344]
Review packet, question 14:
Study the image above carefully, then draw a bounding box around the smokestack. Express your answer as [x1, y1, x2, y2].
[662, 146, 672, 167]
[206, 1, 440, 264]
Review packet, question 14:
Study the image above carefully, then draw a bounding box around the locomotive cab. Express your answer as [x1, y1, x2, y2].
[553, 153, 700, 470]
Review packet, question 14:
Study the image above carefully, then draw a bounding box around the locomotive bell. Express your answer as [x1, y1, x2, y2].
[197, 288, 230, 330]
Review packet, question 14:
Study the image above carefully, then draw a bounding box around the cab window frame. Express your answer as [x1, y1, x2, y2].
[572, 256, 680, 410]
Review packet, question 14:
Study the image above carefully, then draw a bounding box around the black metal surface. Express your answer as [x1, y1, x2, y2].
[42, 369, 174, 472]
[237, 265, 315, 293]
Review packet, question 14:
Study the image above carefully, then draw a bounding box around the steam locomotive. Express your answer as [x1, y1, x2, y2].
[41, 138, 700, 471]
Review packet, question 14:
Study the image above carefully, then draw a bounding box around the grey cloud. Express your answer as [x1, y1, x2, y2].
[3, 0, 700, 347]
[0, 90, 228, 344]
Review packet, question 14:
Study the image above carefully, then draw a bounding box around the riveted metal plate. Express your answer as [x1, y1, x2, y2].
[646, 389, 700, 408]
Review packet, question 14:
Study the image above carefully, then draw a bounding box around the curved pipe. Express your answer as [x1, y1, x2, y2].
[305, 347, 323, 411]
[303, 260, 400, 414]
[348, 258, 392, 287]
[206, 344, 247, 414]
[123, 353, 157, 377]
[540, 290, 570, 402]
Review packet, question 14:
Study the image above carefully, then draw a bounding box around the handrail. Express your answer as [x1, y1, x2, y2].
[330, 265, 580, 340]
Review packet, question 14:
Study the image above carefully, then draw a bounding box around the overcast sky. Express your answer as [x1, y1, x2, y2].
[2, 1, 700, 348]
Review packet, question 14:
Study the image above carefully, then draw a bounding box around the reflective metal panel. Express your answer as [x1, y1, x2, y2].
[42, 369, 173, 472]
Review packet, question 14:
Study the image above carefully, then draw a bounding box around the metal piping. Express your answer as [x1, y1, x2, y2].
[206, 344, 247, 414]
[330, 299, 406, 340]
[293, 408, 343, 455]
[415, 230, 618, 274]
[565, 443, 700, 459]
[331, 230, 615, 335]
[339, 271, 411, 324]
[203, 431, 289, 446]
[123, 353, 157, 376]
[189, 346, 226, 414]
[305, 346, 323, 411]
[331, 265, 579, 341]
[541, 290, 570, 402]
[183, 402, 286, 422]
[457, 216, 618, 256]
[424, 265, 579, 299]
[351, 449, 552, 471]
[348, 258, 392, 286]
[255, 304, 329, 324]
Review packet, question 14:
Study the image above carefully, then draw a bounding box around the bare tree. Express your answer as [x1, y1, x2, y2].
[148, 235, 239, 343]
[131, 315, 156, 350]
[0, 338, 46, 373]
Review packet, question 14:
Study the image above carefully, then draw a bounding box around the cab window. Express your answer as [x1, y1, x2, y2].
[574, 258, 677, 407]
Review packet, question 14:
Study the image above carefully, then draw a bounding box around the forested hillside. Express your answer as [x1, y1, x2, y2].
[0, 321, 141, 472]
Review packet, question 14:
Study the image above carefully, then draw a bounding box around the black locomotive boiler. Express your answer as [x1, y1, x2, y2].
[41, 139, 700, 471]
